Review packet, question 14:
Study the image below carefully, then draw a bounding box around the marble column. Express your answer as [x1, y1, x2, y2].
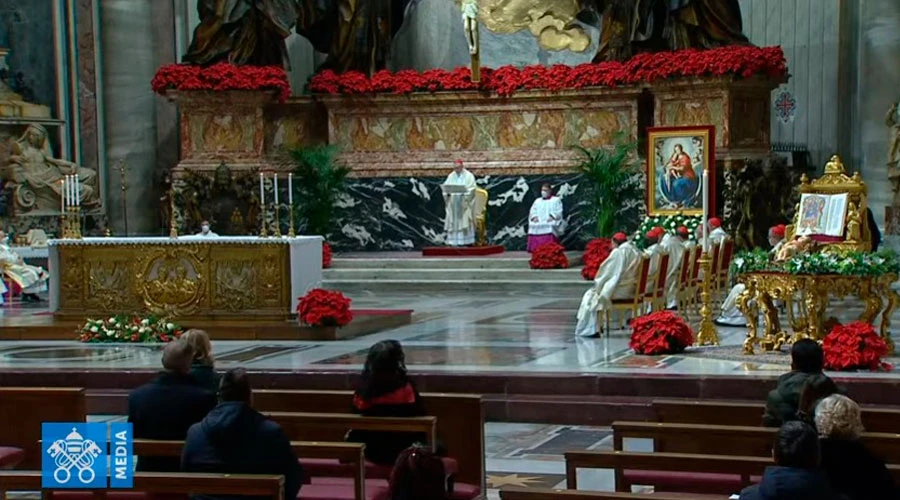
[101, 0, 171, 234]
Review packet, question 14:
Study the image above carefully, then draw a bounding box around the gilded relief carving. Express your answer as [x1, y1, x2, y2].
[213, 260, 258, 311]
[86, 260, 132, 312]
[471, 0, 591, 52]
[134, 247, 205, 317]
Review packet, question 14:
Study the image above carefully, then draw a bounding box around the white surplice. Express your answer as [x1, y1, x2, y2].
[659, 233, 686, 308]
[717, 239, 784, 326]
[644, 242, 664, 291]
[0, 243, 47, 294]
[443, 169, 477, 246]
[574, 241, 642, 337]
[528, 196, 566, 236]
[710, 227, 729, 246]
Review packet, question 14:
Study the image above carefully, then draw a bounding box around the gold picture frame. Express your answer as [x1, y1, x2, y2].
[646, 125, 715, 217]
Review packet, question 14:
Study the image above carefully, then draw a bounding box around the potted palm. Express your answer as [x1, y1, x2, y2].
[573, 133, 643, 238]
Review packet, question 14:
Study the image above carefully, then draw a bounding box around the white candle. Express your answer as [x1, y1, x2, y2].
[702, 169, 709, 252]
[75, 176, 80, 207]
[259, 172, 265, 206]
[60, 178, 65, 212]
[274, 174, 279, 205]
[288, 173, 293, 205]
[67, 175, 72, 208]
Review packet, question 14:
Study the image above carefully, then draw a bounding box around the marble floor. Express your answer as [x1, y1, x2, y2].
[0, 292, 896, 379]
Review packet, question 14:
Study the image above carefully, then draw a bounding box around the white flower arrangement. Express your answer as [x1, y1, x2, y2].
[78, 314, 183, 343]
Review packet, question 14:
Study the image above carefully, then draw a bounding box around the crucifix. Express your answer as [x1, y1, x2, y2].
[461, 0, 480, 82]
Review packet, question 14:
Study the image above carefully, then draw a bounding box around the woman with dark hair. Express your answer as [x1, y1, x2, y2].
[348, 340, 427, 465]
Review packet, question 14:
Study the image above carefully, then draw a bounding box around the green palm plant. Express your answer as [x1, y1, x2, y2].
[573, 133, 643, 237]
[285, 145, 351, 237]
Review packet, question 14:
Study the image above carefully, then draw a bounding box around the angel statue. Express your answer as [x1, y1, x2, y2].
[461, 0, 479, 55]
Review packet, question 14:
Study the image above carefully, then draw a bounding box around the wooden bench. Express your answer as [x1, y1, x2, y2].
[611, 420, 900, 463]
[0, 470, 284, 499]
[0, 387, 86, 469]
[500, 486, 730, 499]
[652, 398, 900, 433]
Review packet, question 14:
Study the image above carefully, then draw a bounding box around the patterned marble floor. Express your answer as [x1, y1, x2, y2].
[0, 291, 896, 379]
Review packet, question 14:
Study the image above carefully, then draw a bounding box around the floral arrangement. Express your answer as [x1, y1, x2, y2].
[629, 310, 694, 355]
[151, 63, 291, 102]
[309, 46, 787, 98]
[732, 249, 900, 277]
[323, 242, 333, 269]
[297, 288, 353, 327]
[581, 238, 613, 280]
[529, 242, 569, 269]
[634, 213, 701, 248]
[823, 322, 891, 371]
[78, 315, 183, 343]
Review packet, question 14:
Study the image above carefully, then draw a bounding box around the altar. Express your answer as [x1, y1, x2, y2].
[48, 236, 323, 321]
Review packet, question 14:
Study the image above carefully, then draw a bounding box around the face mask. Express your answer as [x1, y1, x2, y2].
[541, 190, 550, 198]
[201, 226, 210, 234]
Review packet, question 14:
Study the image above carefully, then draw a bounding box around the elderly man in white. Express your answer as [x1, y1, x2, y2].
[660, 227, 688, 309]
[194, 221, 219, 238]
[442, 159, 477, 246]
[0, 230, 47, 302]
[527, 183, 566, 252]
[575, 232, 642, 337]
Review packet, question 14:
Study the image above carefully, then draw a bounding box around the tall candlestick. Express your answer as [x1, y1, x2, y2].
[288, 173, 293, 205]
[259, 172, 265, 205]
[274, 174, 279, 205]
[60, 179, 65, 213]
[64, 175, 69, 208]
[702, 169, 709, 252]
[75, 176, 81, 207]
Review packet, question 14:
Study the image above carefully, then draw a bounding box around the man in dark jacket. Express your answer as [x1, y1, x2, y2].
[739, 421, 843, 500]
[128, 339, 217, 472]
[181, 368, 303, 500]
[762, 339, 833, 427]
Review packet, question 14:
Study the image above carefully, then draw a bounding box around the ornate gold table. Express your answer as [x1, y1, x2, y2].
[735, 272, 898, 355]
[49, 236, 323, 321]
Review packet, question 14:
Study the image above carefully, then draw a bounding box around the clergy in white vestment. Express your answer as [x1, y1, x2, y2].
[661, 227, 687, 308]
[708, 217, 729, 246]
[575, 232, 642, 337]
[643, 227, 665, 289]
[442, 159, 477, 246]
[194, 221, 219, 238]
[527, 183, 566, 252]
[716, 224, 786, 326]
[0, 230, 46, 302]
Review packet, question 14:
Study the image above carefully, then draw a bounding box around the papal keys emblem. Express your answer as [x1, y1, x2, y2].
[46, 427, 103, 484]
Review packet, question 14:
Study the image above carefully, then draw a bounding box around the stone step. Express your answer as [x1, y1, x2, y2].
[322, 278, 590, 295]
[331, 252, 584, 270]
[323, 268, 585, 282]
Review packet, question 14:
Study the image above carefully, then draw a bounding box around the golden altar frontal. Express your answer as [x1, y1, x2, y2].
[735, 272, 898, 355]
[48, 236, 323, 321]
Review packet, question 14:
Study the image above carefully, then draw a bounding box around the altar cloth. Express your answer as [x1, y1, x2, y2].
[49, 236, 323, 320]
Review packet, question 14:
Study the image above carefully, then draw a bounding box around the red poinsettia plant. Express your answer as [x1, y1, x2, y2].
[530, 242, 569, 269]
[581, 238, 613, 280]
[309, 45, 787, 98]
[297, 288, 353, 327]
[823, 321, 892, 371]
[322, 242, 333, 269]
[629, 311, 694, 355]
[151, 63, 291, 102]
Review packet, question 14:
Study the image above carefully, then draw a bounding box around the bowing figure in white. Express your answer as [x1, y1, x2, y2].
[643, 227, 665, 292]
[660, 227, 688, 309]
[442, 159, 477, 246]
[708, 217, 729, 246]
[575, 232, 642, 337]
[716, 224, 786, 326]
[527, 183, 566, 252]
[0, 230, 46, 302]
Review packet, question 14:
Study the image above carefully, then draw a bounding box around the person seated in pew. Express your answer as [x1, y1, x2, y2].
[129, 339, 217, 472]
[389, 444, 449, 500]
[182, 368, 303, 500]
[739, 421, 843, 500]
[348, 340, 429, 466]
[182, 329, 220, 394]
[815, 394, 897, 500]
[796, 373, 840, 427]
[763, 339, 833, 427]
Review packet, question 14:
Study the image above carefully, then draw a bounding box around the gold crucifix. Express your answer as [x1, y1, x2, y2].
[461, 0, 480, 82]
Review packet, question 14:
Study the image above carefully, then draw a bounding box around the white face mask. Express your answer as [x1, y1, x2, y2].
[541, 190, 551, 198]
[201, 225, 210, 234]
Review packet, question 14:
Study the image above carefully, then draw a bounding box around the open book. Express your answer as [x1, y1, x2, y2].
[796, 193, 849, 237]
[441, 184, 470, 195]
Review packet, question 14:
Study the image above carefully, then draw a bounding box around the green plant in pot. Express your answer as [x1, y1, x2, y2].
[283, 145, 350, 237]
[573, 133, 643, 238]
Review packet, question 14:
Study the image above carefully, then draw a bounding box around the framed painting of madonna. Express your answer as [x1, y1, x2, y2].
[646, 125, 715, 217]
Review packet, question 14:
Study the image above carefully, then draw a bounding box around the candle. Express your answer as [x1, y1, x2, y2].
[259, 172, 265, 206]
[274, 174, 279, 205]
[75, 176, 80, 207]
[67, 175, 72, 208]
[702, 169, 709, 252]
[288, 173, 293, 205]
[60, 179, 65, 213]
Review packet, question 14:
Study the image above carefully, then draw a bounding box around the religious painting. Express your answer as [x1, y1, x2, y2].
[796, 192, 848, 237]
[646, 126, 715, 217]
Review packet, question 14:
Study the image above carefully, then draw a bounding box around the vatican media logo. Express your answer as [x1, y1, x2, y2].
[42, 423, 133, 489]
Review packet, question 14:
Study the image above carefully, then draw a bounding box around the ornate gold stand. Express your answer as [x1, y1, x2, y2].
[61, 207, 82, 239]
[695, 250, 719, 346]
[288, 202, 296, 237]
[259, 202, 268, 238]
[273, 203, 282, 238]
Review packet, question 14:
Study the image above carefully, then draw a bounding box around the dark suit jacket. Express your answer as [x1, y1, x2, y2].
[128, 371, 217, 471]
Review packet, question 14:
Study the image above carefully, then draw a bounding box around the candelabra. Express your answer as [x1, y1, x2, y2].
[259, 202, 268, 238]
[62, 207, 82, 239]
[273, 202, 282, 238]
[695, 250, 719, 346]
[288, 202, 296, 237]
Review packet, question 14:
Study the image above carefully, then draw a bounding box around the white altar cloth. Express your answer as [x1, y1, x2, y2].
[48, 236, 324, 313]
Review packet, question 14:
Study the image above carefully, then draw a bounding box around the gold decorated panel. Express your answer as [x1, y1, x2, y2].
[56, 242, 291, 321]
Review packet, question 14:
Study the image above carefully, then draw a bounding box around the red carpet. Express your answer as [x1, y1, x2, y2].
[422, 245, 505, 257]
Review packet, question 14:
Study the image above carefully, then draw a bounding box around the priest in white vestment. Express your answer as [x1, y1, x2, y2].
[716, 224, 786, 326]
[442, 159, 477, 246]
[194, 221, 219, 238]
[708, 217, 729, 246]
[527, 183, 566, 252]
[0, 231, 46, 302]
[575, 232, 642, 337]
[643, 227, 665, 290]
[661, 228, 687, 308]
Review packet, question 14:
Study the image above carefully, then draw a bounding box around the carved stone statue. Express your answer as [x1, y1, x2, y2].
[183, 0, 301, 67]
[5, 124, 99, 213]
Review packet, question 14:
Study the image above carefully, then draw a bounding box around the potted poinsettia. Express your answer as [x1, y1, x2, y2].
[297, 288, 353, 327]
[629, 311, 694, 355]
[823, 322, 892, 371]
[581, 238, 612, 280]
[529, 242, 568, 269]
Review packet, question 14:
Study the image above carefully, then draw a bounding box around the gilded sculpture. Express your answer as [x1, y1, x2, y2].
[466, 0, 591, 53]
[5, 124, 99, 214]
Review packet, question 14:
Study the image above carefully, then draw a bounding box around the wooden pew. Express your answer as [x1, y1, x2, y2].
[264, 412, 438, 449]
[612, 421, 900, 464]
[0, 470, 284, 499]
[500, 486, 730, 500]
[0, 387, 86, 469]
[253, 389, 485, 491]
[652, 398, 900, 433]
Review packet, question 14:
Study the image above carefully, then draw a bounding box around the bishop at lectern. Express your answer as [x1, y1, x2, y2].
[442, 159, 477, 246]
